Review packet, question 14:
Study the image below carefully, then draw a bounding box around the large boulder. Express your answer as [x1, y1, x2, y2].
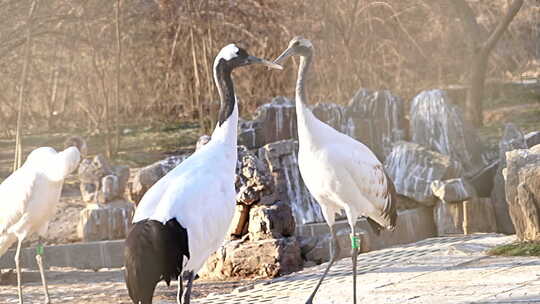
[77, 200, 135, 242]
[258, 140, 324, 224]
[409, 89, 491, 175]
[200, 237, 302, 279]
[311, 102, 348, 135]
[235, 146, 274, 206]
[431, 178, 476, 203]
[384, 141, 463, 205]
[525, 131, 540, 148]
[491, 123, 527, 234]
[463, 198, 497, 234]
[345, 89, 406, 160]
[248, 201, 295, 241]
[505, 146, 540, 241]
[433, 200, 464, 235]
[239, 97, 297, 149]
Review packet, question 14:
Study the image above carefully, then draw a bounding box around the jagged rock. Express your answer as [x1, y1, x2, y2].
[431, 178, 476, 203]
[200, 237, 302, 279]
[128, 154, 189, 205]
[236, 146, 274, 206]
[239, 97, 297, 149]
[491, 123, 527, 234]
[78, 155, 129, 204]
[525, 131, 540, 148]
[77, 200, 135, 242]
[248, 201, 295, 241]
[345, 88, 406, 160]
[409, 89, 491, 175]
[505, 147, 540, 241]
[384, 141, 463, 205]
[229, 204, 250, 238]
[463, 198, 497, 234]
[433, 200, 464, 235]
[258, 140, 324, 224]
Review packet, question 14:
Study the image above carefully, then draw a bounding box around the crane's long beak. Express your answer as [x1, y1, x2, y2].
[273, 47, 294, 65]
[246, 55, 283, 70]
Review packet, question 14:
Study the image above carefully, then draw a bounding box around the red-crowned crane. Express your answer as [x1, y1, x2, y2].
[124, 44, 282, 304]
[0, 136, 85, 304]
[273, 37, 397, 304]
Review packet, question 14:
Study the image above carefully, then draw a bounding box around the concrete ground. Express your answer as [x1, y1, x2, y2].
[2, 234, 538, 304]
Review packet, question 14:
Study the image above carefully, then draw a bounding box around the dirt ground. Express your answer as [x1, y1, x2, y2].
[0, 267, 259, 304]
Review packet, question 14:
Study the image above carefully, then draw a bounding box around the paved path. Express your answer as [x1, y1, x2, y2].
[2, 234, 538, 304]
[196, 234, 540, 304]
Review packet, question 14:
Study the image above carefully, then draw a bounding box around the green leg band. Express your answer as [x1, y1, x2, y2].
[350, 235, 360, 249]
[36, 244, 44, 256]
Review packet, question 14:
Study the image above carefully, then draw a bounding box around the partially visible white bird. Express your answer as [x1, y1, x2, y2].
[0, 136, 85, 304]
[124, 44, 282, 304]
[273, 37, 397, 304]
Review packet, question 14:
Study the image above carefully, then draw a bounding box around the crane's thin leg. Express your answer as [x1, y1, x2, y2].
[35, 249, 51, 304]
[15, 238, 23, 304]
[305, 225, 340, 304]
[182, 271, 195, 304]
[176, 274, 183, 304]
[350, 230, 360, 304]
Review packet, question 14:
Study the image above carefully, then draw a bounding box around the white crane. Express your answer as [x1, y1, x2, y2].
[0, 136, 85, 304]
[273, 37, 397, 304]
[124, 44, 282, 304]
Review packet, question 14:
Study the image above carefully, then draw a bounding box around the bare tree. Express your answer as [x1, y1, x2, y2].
[450, 0, 525, 127]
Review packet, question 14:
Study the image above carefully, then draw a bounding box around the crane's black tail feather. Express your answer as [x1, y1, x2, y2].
[124, 219, 189, 304]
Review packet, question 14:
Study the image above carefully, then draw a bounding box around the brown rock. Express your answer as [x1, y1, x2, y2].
[248, 201, 295, 241]
[505, 148, 540, 241]
[200, 237, 302, 279]
[229, 204, 250, 238]
[77, 200, 135, 242]
[434, 200, 464, 235]
[463, 198, 497, 234]
[431, 178, 477, 203]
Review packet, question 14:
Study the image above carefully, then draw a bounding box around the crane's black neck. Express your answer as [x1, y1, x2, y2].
[214, 63, 236, 127]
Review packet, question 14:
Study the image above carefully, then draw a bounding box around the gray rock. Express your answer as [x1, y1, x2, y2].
[345, 88, 406, 160]
[258, 140, 324, 224]
[200, 237, 302, 279]
[77, 200, 135, 242]
[409, 89, 491, 175]
[384, 141, 463, 205]
[196, 134, 211, 150]
[491, 123, 527, 234]
[78, 155, 129, 204]
[239, 97, 297, 149]
[311, 102, 348, 135]
[431, 178, 476, 203]
[248, 201, 295, 241]
[525, 131, 540, 148]
[463, 198, 497, 234]
[434, 200, 464, 235]
[505, 148, 540, 241]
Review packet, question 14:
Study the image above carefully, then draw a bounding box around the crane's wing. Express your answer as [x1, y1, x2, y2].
[333, 139, 397, 230]
[0, 167, 37, 234]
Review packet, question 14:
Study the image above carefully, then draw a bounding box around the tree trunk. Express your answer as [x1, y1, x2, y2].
[451, 0, 524, 127]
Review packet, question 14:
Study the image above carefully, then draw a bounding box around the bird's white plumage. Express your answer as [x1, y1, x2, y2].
[295, 104, 393, 228]
[132, 102, 238, 273]
[213, 43, 239, 70]
[0, 146, 81, 257]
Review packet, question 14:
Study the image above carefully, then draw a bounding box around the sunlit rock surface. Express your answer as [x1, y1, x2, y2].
[258, 140, 324, 224]
[491, 123, 527, 234]
[384, 141, 463, 205]
[409, 89, 491, 176]
[345, 88, 406, 160]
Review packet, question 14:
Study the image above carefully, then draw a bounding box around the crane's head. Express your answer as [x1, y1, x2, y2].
[213, 44, 282, 72]
[273, 36, 314, 64]
[64, 136, 87, 158]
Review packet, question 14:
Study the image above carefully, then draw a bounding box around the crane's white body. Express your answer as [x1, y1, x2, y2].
[0, 146, 81, 257]
[132, 103, 238, 274]
[295, 102, 394, 229]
